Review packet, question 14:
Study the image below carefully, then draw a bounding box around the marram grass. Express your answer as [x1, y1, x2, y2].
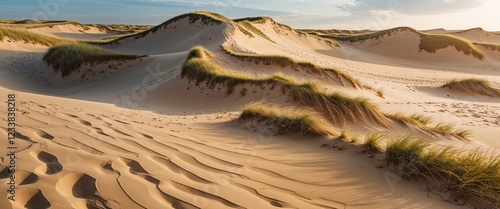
[0, 27, 72, 46]
[221, 45, 360, 88]
[386, 135, 500, 208]
[386, 113, 470, 139]
[240, 102, 336, 136]
[364, 132, 385, 152]
[43, 43, 147, 77]
[182, 46, 390, 127]
[442, 78, 500, 97]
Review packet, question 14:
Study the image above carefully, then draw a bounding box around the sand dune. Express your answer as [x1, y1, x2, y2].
[1, 11, 500, 208]
[448, 28, 500, 44]
[28, 24, 118, 40]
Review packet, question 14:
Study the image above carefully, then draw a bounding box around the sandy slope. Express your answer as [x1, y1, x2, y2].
[449, 28, 500, 44]
[28, 24, 118, 40]
[1, 14, 499, 209]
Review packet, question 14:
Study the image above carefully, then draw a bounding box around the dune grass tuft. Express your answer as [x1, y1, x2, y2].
[476, 42, 500, 52]
[442, 78, 500, 97]
[43, 43, 147, 77]
[181, 56, 296, 95]
[364, 133, 385, 152]
[237, 21, 273, 42]
[386, 136, 500, 208]
[221, 45, 360, 88]
[419, 34, 484, 59]
[386, 113, 470, 139]
[0, 27, 71, 46]
[387, 113, 431, 127]
[287, 84, 391, 127]
[240, 102, 336, 136]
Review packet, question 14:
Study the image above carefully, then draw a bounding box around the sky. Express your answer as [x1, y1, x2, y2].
[1, 0, 499, 31]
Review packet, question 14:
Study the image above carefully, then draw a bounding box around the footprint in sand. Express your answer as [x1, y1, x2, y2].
[63, 113, 79, 118]
[33, 151, 63, 175]
[34, 130, 54, 140]
[77, 118, 92, 126]
[13, 187, 51, 209]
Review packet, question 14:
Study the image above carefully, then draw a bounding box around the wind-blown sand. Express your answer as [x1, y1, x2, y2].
[0, 13, 499, 209]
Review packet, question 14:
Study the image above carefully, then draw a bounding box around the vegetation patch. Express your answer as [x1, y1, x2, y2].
[442, 78, 500, 97]
[364, 133, 385, 153]
[287, 83, 390, 127]
[419, 34, 484, 59]
[386, 113, 470, 139]
[476, 43, 500, 52]
[43, 43, 147, 77]
[221, 45, 360, 88]
[89, 24, 153, 34]
[0, 27, 71, 46]
[234, 17, 270, 24]
[386, 136, 500, 208]
[183, 46, 390, 127]
[239, 102, 336, 136]
[237, 21, 273, 42]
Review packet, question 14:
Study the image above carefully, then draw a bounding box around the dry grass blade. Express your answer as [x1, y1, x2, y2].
[442, 78, 500, 97]
[364, 133, 385, 152]
[386, 113, 470, 139]
[0, 27, 72, 46]
[43, 43, 147, 77]
[288, 84, 391, 127]
[221, 45, 360, 88]
[386, 136, 500, 208]
[240, 102, 336, 136]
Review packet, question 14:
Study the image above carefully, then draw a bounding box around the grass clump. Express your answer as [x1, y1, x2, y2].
[364, 133, 385, 152]
[239, 102, 335, 136]
[237, 21, 273, 42]
[234, 17, 270, 24]
[476, 43, 500, 52]
[181, 55, 295, 95]
[429, 123, 471, 139]
[0, 27, 71, 46]
[288, 84, 390, 127]
[90, 24, 153, 33]
[43, 43, 147, 77]
[387, 113, 431, 127]
[387, 113, 470, 139]
[386, 136, 500, 208]
[442, 78, 500, 97]
[419, 34, 484, 60]
[221, 45, 360, 88]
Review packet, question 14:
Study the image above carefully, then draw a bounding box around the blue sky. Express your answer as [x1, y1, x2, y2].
[1, 0, 499, 30]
